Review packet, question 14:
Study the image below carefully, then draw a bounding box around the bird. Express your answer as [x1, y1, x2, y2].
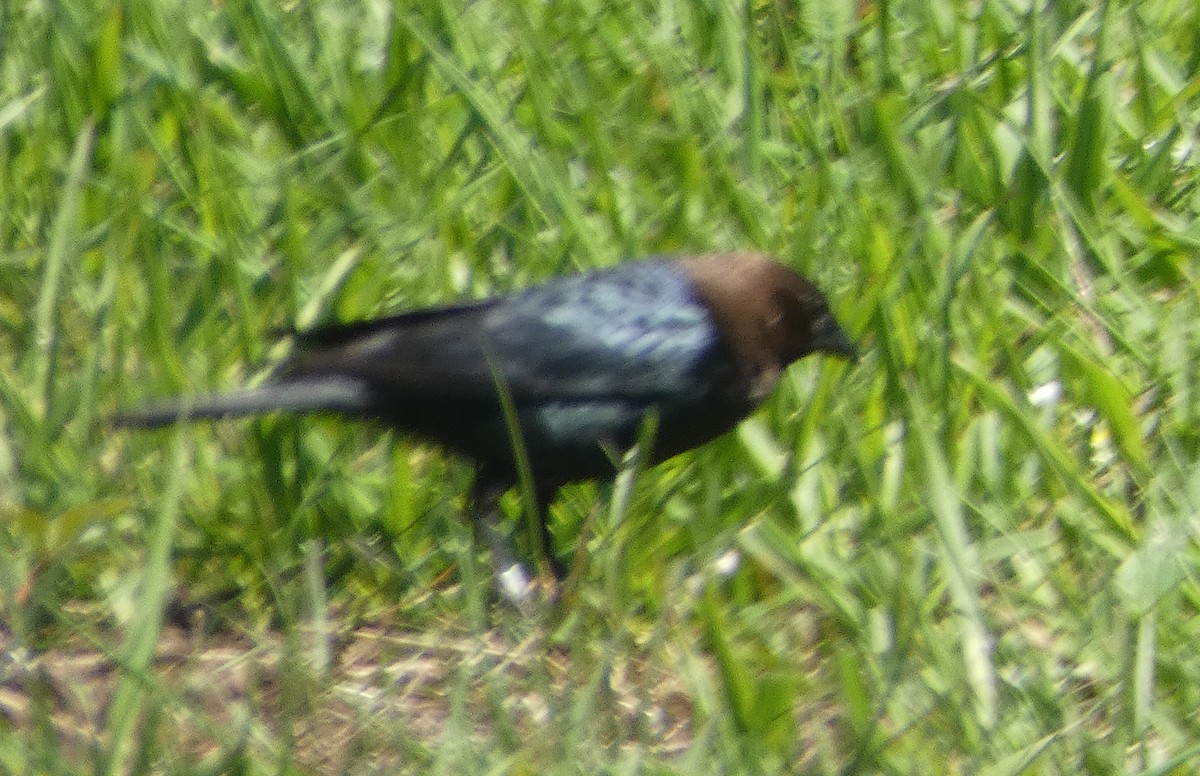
[115, 252, 856, 604]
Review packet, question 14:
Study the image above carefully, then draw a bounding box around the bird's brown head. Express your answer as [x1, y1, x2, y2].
[678, 252, 857, 401]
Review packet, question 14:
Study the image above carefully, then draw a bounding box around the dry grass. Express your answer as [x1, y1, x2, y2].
[2, 605, 838, 772]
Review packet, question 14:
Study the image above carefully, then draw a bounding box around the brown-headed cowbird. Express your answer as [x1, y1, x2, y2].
[116, 252, 856, 603]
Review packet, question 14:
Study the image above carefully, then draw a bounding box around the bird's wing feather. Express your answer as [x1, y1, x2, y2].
[485, 261, 718, 399]
[284, 261, 720, 402]
[291, 298, 495, 347]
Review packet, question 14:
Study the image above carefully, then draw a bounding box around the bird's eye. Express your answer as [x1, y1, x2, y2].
[769, 289, 808, 332]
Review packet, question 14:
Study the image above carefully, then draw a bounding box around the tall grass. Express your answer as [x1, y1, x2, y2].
[1, 0, 1197, 772]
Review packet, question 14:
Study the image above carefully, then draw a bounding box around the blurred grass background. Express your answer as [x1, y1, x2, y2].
[1, 0, 1198, 772]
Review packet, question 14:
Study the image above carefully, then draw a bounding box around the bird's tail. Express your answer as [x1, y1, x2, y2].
[111, 376, 372, 428]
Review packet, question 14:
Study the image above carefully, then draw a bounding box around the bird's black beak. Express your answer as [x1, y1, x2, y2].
[813, 313, 858, 362]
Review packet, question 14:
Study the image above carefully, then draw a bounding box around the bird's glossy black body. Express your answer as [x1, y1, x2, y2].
[283, 260, 754, 487]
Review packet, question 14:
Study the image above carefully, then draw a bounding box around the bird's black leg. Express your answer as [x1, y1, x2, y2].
[471, 478, 536, 610]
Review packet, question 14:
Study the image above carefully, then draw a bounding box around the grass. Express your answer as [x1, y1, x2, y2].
[1, 0, 1198, 772]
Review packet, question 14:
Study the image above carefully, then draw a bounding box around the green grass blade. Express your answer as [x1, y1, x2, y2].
[101, 434, 188, 776]
[34, 118, 94, 417]
[908, 387, 997, 729]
